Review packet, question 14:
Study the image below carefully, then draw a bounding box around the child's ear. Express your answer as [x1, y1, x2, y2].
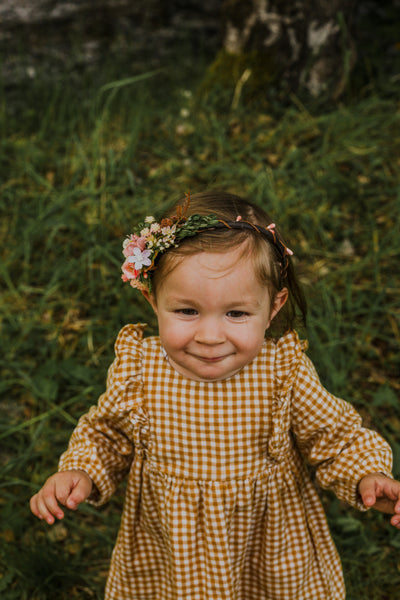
[268, 287, 288, 325]
[142, 291, 158, 314]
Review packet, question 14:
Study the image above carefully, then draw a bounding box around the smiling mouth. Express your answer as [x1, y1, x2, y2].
[189, 353, 232, 363]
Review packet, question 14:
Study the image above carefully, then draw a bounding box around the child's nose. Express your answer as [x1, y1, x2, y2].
[194, 318, 225, 345]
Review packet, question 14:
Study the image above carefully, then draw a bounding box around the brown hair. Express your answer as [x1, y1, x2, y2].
[151, 191, 307, 334]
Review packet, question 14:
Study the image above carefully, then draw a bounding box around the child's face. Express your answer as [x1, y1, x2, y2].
[147, 246, 287, 382]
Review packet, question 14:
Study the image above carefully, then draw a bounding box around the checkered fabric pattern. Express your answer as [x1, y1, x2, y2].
[59, 324, 393, 600]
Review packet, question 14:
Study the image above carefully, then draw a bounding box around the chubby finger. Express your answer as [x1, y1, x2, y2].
[30, 474, 69, 523]
[358, 478, 377, 507]
[30, 489, 64, 524]
[371, 497, 399, 514]
[64, 476, 92, 510]
[391, 513, 400, 529]
[29, 494, 42, 519]
[383, 482, 400, 512]
[373, 479, 400, 511]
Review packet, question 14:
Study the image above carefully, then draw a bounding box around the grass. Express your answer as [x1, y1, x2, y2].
[1, 17, 400, 599]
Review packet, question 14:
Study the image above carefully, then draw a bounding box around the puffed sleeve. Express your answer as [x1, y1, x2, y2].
[290, 346, 393, 510]
[58, 323, 147, 505]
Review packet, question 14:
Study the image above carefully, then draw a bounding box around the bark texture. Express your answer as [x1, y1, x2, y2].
[222, 0, 357, 98]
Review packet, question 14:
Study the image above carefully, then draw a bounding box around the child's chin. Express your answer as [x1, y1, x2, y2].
[169, 353, 244, 382]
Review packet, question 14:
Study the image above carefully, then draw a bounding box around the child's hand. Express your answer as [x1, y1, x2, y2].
[30, 470, 93, 525]
[358, 473, 400, 528]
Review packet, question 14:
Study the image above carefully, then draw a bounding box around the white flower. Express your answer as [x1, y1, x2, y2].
[144, 216, 155, 224]
[127, 248, 152, 270]
[161, 225, 176, 236]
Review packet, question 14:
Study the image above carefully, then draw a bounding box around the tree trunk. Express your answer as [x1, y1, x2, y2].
[221, 0, 357, 99]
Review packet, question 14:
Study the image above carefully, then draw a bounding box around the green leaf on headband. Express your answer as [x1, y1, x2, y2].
[176, 214, 219, 240]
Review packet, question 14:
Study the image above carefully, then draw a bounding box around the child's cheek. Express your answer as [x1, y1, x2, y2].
[162, 320, 189, 352]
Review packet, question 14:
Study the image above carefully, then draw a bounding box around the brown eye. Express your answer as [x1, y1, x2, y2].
[227, 311, 247, 319]
[176, 309, 198, 316]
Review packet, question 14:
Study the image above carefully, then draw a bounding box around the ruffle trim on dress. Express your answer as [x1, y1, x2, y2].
[268, 330, 307, 462]
[116, 324, 150, 459]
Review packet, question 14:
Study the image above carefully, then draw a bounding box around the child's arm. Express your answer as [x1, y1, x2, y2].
[55, 326, 144, 506]
[30, 469, 93, 525]
[358, 473, 400, 528]
[290, 353, 394, 514]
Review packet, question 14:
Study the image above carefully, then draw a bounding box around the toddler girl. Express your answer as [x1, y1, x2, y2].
[31, 192, 400, 599]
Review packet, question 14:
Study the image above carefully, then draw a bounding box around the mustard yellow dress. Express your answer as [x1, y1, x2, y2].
[59, 324, 392, 599]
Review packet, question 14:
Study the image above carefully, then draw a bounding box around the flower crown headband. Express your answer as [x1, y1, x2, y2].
[121, 195, 293, 293]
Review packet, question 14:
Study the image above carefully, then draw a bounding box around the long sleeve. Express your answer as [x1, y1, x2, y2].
[58, 324, 147, 505]
[291, 352, 393, 509]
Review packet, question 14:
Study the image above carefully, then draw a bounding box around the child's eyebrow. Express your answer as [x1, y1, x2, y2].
[226, 301, 264, 313]
[163, 295, 198, 307]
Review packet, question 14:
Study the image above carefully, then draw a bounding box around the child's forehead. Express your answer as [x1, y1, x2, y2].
[169, 244, 255, 276]
[162, 251, 265, 293]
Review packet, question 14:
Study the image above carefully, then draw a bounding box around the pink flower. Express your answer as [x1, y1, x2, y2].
[121, 259, 139, 281]
[123, 235, 147, 257]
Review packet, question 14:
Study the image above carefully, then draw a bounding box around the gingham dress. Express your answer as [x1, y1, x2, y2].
[59, 324, 392, 599]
